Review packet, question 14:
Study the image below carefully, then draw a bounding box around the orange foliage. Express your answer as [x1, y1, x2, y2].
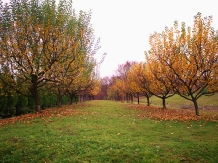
[146, 13, 218, 115]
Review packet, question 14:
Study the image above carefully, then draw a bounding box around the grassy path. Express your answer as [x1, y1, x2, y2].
[0, 100, 218, 162]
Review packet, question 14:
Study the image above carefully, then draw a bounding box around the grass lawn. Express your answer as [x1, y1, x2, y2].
[0, 100, 218, 162]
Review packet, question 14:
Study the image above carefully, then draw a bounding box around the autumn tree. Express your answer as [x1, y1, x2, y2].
[45, 39, 98, 106]
[106, 76, 123, 101]
[127, 63, 143, 104]
[89, 78, 101, 99]
[70, 38, 102, 102]
[127, 63, 153, 106]
[67, 66, 98, 102]
[127, 75, 141, 104]
[116, 61, 136, 102]
[146, 13, 218, 115]
[0, 0, 99, 112]
[82, 76, 101, 101]
[144, 54, 176, 108]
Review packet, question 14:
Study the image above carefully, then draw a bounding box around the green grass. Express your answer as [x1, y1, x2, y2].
[0, 100, 218, 162]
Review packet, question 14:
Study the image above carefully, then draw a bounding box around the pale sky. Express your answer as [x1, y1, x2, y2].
[2, 0, 218, 77]
[72, 0, 218, 78]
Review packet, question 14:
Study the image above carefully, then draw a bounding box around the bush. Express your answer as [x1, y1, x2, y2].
[19, 107, 30, 115]
[40, 92, 58, 109]
[16, 95, 28, 108]
[27, 97, 35, 110]
[40, 93, 50, 109]
[0, 93, 18, 118]
[61, 95, 70, 105]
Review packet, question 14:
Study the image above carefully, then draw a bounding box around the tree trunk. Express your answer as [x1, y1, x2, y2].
[193, 99, 200, 116]
[70, 96, 73, 105]
[131, 94, 133, 103]
[75, 96, 78, 104]
[146, 96, 150, 106]
[31, 74, 41, 113]
[162, 97, 166, 109]
[57, 96, 61, 107]
[126, 93, 129, 103]
[137, 92, 140, 104]
[32, 89, 41, 112]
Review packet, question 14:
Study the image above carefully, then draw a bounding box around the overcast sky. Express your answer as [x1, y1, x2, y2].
[72, 0, 218, 78]
[2, 0, 218, 77]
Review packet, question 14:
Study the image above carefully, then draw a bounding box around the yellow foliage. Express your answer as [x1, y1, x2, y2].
[146, 13, 218, 114]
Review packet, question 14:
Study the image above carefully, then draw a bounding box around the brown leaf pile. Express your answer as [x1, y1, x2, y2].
[128, 105, 218, 122]
[0, 104, 86, 126]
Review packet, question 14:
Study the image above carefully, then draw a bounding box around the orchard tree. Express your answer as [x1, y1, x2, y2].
[89, 78, 101, 99]
[113, 78, 126, 101]
[127, 76, 141, 104]
[45, 47, 97, 106]
[105, 76, 117, 100]
[0, 0, 99, 112]
[147, 13, 218, 115]
[127, 63, 153, 106]
[107, 76, 124, 101]
[116, 61, 136, 102]
[145, 53, 176, 108]
[127, 63, 143, 104]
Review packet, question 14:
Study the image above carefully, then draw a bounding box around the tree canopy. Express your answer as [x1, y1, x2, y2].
[0, 0, 101, 114]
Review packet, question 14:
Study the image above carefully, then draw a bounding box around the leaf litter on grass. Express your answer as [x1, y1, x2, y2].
[0, 103, 87, 126]
[127, 104, 218, 122]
